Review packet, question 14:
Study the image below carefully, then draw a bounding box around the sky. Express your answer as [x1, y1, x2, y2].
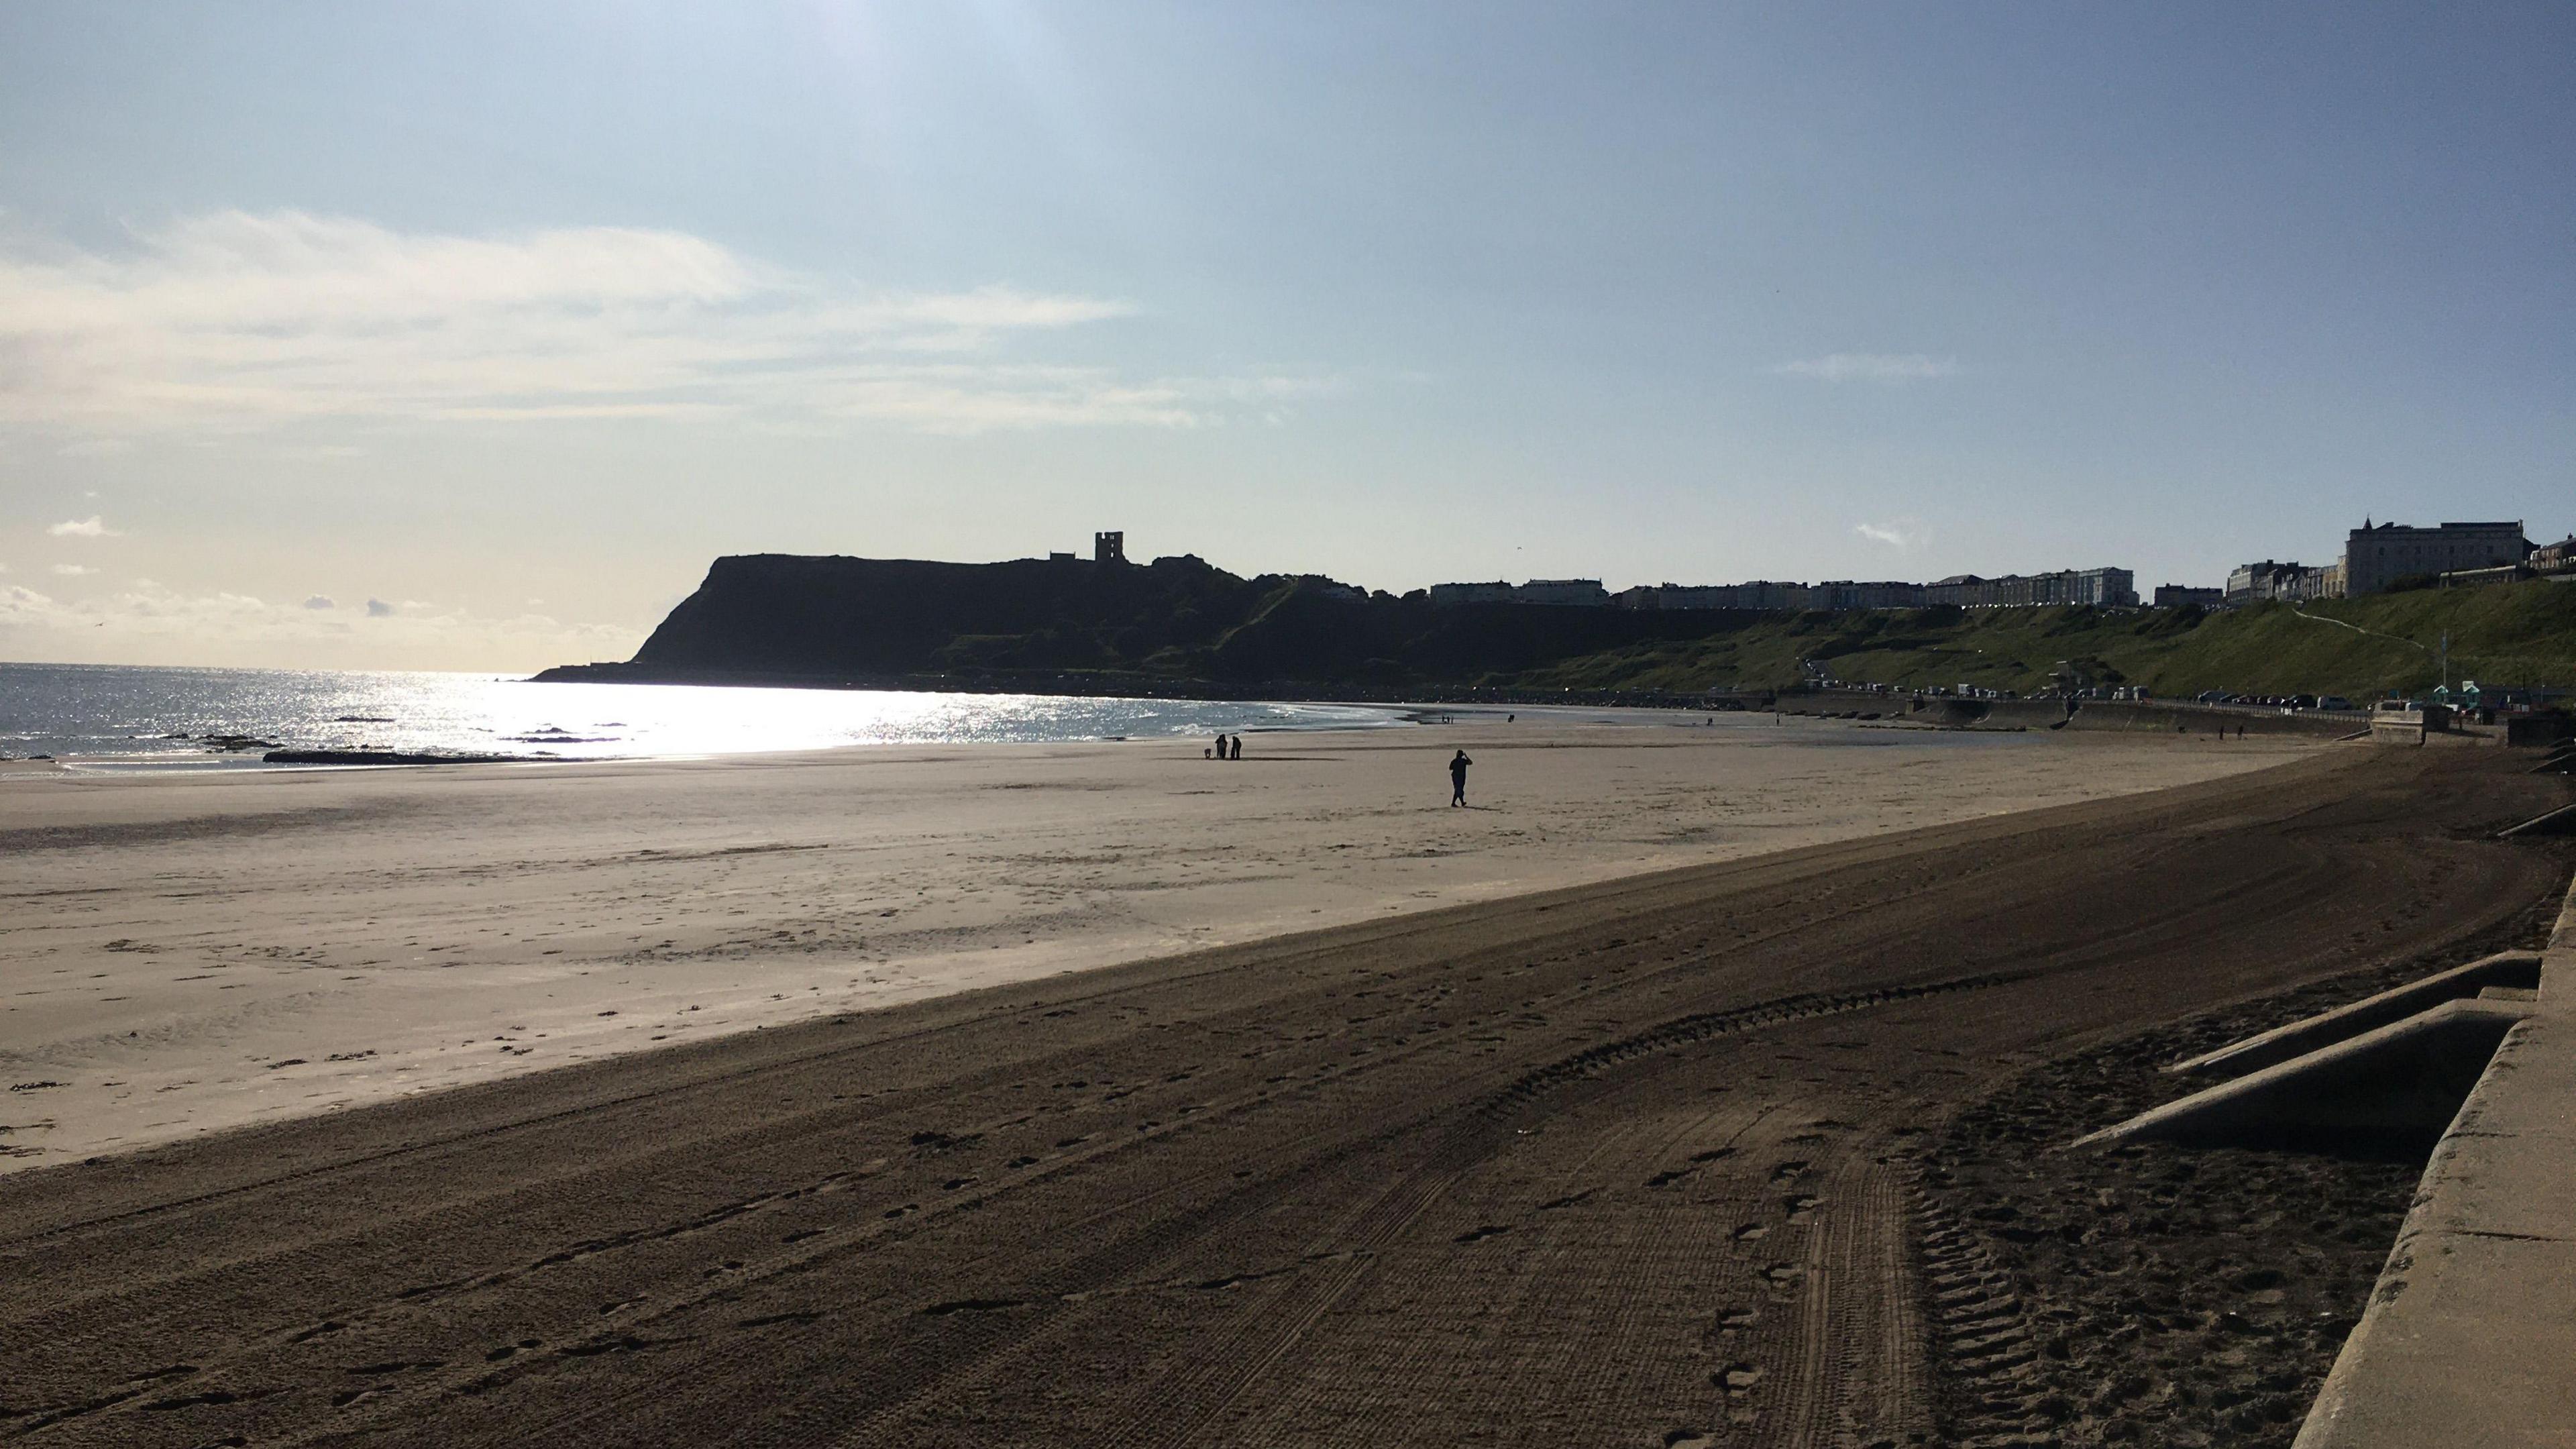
[1, 2, 2569, 669]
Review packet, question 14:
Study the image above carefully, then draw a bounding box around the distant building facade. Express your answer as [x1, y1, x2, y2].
[1614, 583, 1747, 610]
[2153, 584, 2224, 609]
[1611, 581, 1826, 610]
[1428, 578, 1608, 606]
[1924, 568, 2135, 608]
[2341, 520, 2527, 596]
[2226, 560, 2301, 606]
[1428, 580, 1515, 607]
[1615, 570, 2137, 612]
[2225, 560, 2345, 604]
[1515, 578, 1610, 606]
[1733, 581, 1808, 610]
[2061, 567, 2138, 606]
[1094, 531, 1126, 564]
[1811, 580, 1927, 610]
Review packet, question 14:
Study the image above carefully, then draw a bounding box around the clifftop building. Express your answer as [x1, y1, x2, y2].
[1454, 566, 2135, 612]
[1427, 580, 1515, 607]
[1430, 578, 1609, 606]
[2226, 560, 2310, 605]
[1514, 578, 1610, 606]
[1810, 580, 1927, 610]
[2341, 519, 2527, 596]
[1923, 568, 2135, 608]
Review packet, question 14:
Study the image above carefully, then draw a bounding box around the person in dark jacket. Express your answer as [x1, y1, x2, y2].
[1449, 749, 1472, 806]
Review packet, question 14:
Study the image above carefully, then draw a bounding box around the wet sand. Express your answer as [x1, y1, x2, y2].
[1, 716, 2305, 1169]
[0, 745, 2563, 1447]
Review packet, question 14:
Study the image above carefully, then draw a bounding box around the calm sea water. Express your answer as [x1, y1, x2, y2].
[0, 662, 1411, 769]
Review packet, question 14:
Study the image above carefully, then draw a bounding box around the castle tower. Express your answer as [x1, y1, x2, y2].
[1095, 531, 1126, 564]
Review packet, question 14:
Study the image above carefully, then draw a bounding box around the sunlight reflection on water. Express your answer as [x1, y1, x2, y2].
[0, 663, 1411, 767]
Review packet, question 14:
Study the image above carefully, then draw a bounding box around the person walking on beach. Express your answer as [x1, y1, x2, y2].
[1214, 733, 1228, 761]
[1228, 735, 1243, 761]
[1449, 749, 1472, 806]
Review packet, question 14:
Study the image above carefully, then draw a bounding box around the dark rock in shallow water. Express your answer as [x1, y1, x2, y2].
[333, 715, 396, 723]
[204, 735, 285, 752]
[262, 749, 535, 767]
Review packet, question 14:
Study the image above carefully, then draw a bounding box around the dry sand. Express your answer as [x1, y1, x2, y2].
[0, 716, 2306, 1171]
[1915, 880, 2574, 1449]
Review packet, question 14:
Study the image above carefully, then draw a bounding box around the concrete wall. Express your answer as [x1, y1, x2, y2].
[1797, 691, 2362, 739]
[2294, 871, 2576, 1448]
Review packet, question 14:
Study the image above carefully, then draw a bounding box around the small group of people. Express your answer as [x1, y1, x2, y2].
[1199, 730, 1477, 805]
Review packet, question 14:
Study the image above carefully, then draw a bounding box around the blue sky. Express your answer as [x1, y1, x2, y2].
[2, 2, 2569, 667]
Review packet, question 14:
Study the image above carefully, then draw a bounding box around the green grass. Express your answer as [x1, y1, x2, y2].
[1504, 581, 2576, 698]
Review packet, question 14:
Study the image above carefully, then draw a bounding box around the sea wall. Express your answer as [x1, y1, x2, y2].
[1786, 690, 2361, 739]
[2294, 869, 2576, 1447]
[2065, 700, 2362, 739]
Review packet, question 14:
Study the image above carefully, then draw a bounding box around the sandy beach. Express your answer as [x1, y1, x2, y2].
[1, 715, 2308, 1171]
[0, 743, 2561, 1448]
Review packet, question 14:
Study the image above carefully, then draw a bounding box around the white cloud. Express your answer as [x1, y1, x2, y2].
[0, 578, 641, 670]
[1771, 353, 1959, 383]
[1854, 521, 1926, 550]
[303, 594, 335, 610]
[365, 598, 394, 617]
[0, 211, 1317, 435]
[50, 563, 97, 576]
[47, 515, 118, 536]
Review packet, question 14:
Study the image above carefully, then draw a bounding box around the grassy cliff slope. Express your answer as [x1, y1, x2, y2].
[1517, 583, 2576, 698]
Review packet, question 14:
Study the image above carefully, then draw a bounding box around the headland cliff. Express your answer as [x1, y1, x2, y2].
[535, 551, 2576, 701]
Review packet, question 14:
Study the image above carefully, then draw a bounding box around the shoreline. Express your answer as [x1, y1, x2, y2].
[1, 718, 2319, 1174]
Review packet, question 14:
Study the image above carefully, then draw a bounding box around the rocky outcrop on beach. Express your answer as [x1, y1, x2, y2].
[260, 749, 533, 766]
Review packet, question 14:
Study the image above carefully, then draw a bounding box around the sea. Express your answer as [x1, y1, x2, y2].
[0, 662, 1413, 771]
